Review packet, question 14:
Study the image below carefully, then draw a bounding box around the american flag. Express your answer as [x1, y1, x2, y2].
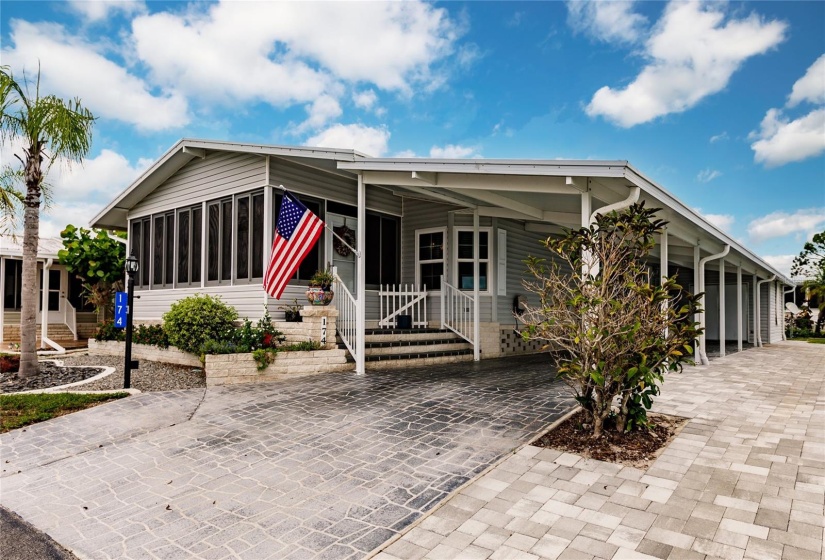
[263, 192, 324, 299]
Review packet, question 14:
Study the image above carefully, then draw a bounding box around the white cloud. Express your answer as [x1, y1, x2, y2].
[566, 1, 648, 45]
[788, 54, 825, 107]
[353, 90, 378, 110]
[750, 108, 825, 167]
[291, 95, 343, 134]
[709, 131, 728, 143]
[747, 208, 825, 243]
[429, 144, 478, 158]
[2, 20, 188, 131]
[702, 213, 734, 232]
[68, 0, 145, 22]
[40, 201, 109, 238]
[49, 149, 152, 201]
[697, 168, 722, 183]
[131, 0, 459, 113]
[306, 124, 390, 157]
[762, 254, 795, 278]
[586, 2, 786, 127]
[394, 150, 418, 158]
[750, 55, 825, 167]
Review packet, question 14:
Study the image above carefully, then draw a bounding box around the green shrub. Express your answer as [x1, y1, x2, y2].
[133, 324, 170, 348]
[93, 321, 125, 342]
[163, 295, 238, 355]
[200, 339, 246, 355]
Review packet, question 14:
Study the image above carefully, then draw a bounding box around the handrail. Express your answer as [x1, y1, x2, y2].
[64, 301, 78, 341]
[333, 268, 359, 368]
[440, 276, 475, 347]
[379, 284, 427, 328]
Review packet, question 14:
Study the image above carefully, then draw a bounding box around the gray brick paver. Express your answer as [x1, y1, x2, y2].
[379, 343, 825, 560]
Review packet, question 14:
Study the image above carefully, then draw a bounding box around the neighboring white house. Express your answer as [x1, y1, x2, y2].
[90, 139, 793, 372]
[0, 235, 97, 349]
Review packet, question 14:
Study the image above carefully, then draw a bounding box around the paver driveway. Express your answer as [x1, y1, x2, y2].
[0, 354, 570, 559]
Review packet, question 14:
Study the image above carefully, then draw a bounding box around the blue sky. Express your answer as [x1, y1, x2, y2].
[2, 0, 823, 276]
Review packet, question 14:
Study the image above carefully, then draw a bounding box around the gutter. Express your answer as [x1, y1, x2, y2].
[698, 244, 730, 365]
[590, 186, 640, 224]
[755, 275, 776, 347]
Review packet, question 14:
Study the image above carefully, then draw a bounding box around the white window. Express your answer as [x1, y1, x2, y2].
[416, 227, 446, 290]
[454, 228, 491, 292]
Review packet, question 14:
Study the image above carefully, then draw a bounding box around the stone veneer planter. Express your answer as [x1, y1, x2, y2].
[88, 339, 202, 367]
[204, 350, 353, 387]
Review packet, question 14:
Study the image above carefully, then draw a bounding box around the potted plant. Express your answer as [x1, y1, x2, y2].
[279, 299, 303, 322]
[306, 268, 335, 306]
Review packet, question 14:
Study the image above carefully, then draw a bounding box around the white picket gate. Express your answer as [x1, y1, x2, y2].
[378, 284, 428, 328]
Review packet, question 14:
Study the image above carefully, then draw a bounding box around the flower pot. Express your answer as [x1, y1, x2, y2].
[284, 311, 302, 322]
[306, 287, 334, 306]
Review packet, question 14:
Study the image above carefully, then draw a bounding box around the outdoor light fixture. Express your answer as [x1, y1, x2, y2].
[125, 254, 139, 274]
[123, 253, 139, 389]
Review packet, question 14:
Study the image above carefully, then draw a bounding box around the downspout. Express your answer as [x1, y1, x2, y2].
[782, 285, 795, 340]
[585, 186, 641, 277]
[755, 275, 776, 347]
[697, 244, 730, 365]
[589, 186, 641, 225]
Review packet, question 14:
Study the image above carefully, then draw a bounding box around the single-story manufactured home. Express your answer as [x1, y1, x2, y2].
[0, 236, 98, 350]
[90, 139, 793, 372]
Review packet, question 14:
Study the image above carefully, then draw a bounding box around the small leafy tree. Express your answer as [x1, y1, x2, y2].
[520, 203, 702, 438]
[57, 224, 126, 320]
[791, 230, 825, 335]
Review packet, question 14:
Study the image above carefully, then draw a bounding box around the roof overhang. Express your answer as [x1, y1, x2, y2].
[339, 158, 794, 285]
[90, 138, 367, 231]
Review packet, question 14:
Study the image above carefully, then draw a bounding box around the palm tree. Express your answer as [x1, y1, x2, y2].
[0, 66, 94, 377]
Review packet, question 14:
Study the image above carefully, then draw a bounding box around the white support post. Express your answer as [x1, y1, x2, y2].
[753, 274, 759, 346]
[473, 207, 480, 361]
[660, 229, 668, 286]
[263, 185, 273, 311]
[41, 259, 51, 349]
[694, 245, 701, 360]
[356, 173, 366, 374]
[0, 257, 4, 343]
[719, 259, 726, 357]
[736, 264, 742, 352]
[581, 188, 592, 277]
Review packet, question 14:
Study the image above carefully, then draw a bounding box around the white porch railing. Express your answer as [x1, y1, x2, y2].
[440, 276, 476, 350]
[64, 301, 78, 341]
[379, 284, 427, 328]
[333, 267, 360, 369]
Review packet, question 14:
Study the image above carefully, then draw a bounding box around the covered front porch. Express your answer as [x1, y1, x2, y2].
[331, 159, 792, 373]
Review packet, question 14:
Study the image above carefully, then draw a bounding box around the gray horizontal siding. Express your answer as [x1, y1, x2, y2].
[270, 158, 402, 216]
[495, 219, 551, 322]
[133, 151, 266, 217]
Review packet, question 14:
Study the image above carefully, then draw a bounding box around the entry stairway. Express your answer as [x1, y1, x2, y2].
[2, 324, 88, 351]
[338, 328, 474, 368]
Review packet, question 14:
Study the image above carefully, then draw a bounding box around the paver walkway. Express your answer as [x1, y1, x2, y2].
[0, 354, 570, 560]
[375, 341, 825, 560]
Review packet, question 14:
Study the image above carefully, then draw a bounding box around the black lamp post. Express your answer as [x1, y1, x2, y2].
[124, 254, 139, 389]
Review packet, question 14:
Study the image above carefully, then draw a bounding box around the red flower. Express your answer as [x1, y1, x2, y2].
[262, 333, 273, 348]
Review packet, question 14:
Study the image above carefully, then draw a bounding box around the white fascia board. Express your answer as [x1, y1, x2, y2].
[339, 159, 629, 177]
[624, 165, 794, 285]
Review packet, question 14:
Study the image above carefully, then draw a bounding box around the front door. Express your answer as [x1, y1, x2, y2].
[326, 213, 357, 293]
[38, 267, 64, 323]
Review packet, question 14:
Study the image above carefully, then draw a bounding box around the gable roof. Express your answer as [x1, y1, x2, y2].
[90, 138, 366, 230]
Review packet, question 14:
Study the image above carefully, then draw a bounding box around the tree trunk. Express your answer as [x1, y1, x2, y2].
[815, 311, 824, 336]
[18, 148, 42, 378]
[616, 393, 631, 433]
[592, 411, 605, 438]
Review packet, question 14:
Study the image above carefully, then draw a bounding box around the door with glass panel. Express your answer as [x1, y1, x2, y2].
[326, 213, 357, 293]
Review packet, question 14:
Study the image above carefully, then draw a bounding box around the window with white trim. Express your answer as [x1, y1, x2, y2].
[416, 228, 446, 290]
[454, 228, 490, 292]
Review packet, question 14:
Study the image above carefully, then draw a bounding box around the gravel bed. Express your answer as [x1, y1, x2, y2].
[0, 362, 105, 394]
[49, 353, 205, 392]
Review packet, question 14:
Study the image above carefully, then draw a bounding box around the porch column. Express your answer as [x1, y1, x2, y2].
[581, 187, 592, 277]
[736, 264, 742, 352]
[753, 274, 759, 346]
[694, 245, 701, 359]
[356, 173, 366, 374]
[473, 206, 480, 361]
[659, 228, 668, 286]
[0, 257, 4, 343]
[41, 259, 51, 348]
[263, 185, 273, 312]
[719, 258, 725, 357]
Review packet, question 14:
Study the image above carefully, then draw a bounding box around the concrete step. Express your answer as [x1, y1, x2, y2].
[363, 328, 464, 343]
[365, 348, 474, 369]
[364, 339, 472, 357]
[337, 328, 475, 367]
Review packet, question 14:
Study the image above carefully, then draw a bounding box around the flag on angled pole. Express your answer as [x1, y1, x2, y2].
[263, 191, 324, 299]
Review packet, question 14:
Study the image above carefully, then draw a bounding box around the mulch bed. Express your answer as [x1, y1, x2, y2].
[533, 409, 688, 468]
[0, 362, 106, 394]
